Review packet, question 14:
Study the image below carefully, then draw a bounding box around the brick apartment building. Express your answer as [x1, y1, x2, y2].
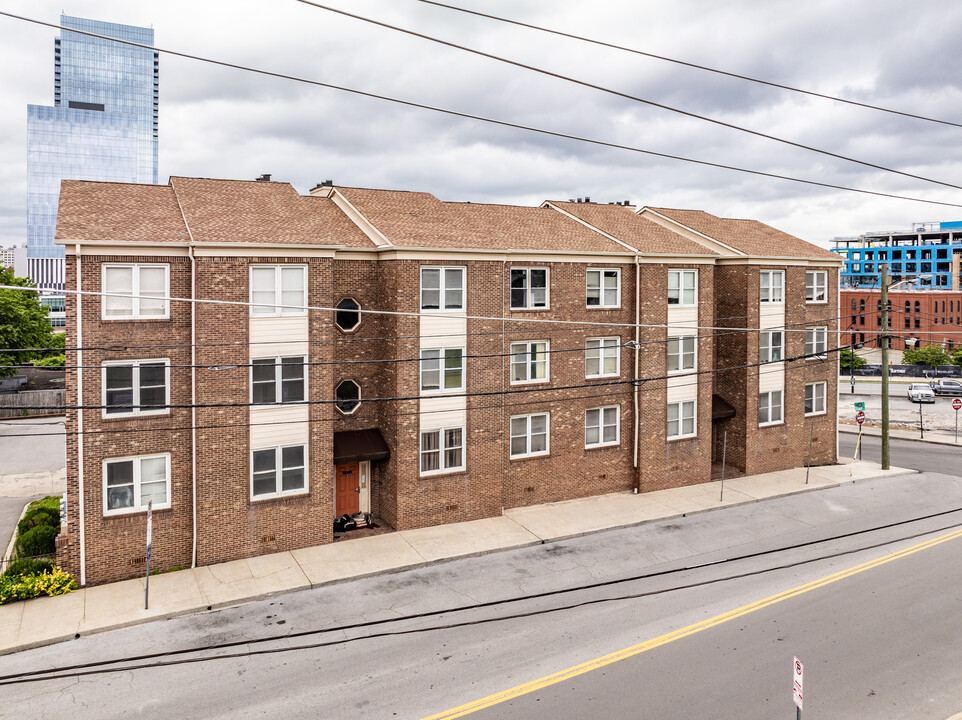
[53, 177, 841, 585]
[841, 287, 962, 351]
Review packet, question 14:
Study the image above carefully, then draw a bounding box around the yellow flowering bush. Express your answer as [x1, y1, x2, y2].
[0, 569, 77, 605]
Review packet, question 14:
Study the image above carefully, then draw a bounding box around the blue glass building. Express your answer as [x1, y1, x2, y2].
[26, 15, 158, 291]
[831, 221, 962, 290]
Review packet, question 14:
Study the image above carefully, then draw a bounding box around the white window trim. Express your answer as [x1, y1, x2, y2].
[250, 443, 309, 501]
[760, 330, 784, 364]
[667, 269, 698, 307]
[102, 453, 171, 516]
[667, 335, 697, 374]
[805, 270, 828, 304]
[585, 406, 620, 448]
[251, 356, 307, 405]
[419, 426, 466, 476]
[759, 390, 784, 427]
[760, 270, 785, 304]
[667, 399, 697, 441]
[586, 268, 621, 309]
[805, 327, 828, 359]
[101, 263, 170, 320]
[585, 337, 621, 378]
[420, 347, 465, 394]
[805, 382, 827, 417]
[249, 265, 308, 317]
[420, 266, 466, 312]
[510, 267, 549, 310]
[334, 297, 362, 333]
[510, 413, 550, 459]
[101, 359, 170, 418]
[510, 341, 550, 385]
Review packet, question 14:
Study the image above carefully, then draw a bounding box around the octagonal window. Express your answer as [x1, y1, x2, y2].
[335, 380, 361, 415]
[335, 298, 361, 332]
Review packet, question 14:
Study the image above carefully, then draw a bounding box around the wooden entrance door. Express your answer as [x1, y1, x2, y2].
[335, 462, 360, 516]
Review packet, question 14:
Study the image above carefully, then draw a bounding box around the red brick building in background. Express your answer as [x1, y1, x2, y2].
[54, 177, 841, 585]
[841, 288, 962, 351]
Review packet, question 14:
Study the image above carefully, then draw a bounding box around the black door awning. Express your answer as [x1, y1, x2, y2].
[711, 394, 737, 420]
[333, 428, 390, 464]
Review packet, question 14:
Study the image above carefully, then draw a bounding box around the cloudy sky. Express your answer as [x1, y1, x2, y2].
[2, 0, 962, 249]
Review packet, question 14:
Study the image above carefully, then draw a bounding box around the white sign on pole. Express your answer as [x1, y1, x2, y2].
[146, 500, 153, 548]
[793, 657, 804, 711]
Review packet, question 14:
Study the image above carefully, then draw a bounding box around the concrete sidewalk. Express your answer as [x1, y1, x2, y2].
[0, 459, 914, 655]
[839, 422, 962, 447]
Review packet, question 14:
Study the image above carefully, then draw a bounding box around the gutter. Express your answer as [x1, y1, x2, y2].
[75, 244, 86, 586]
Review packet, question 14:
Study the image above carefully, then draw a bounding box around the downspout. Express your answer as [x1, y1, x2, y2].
[633, 254, 641, 491]
[501, 259, 506, 515]
[75, 244, 86, 586]
[189, 246, 198, 568]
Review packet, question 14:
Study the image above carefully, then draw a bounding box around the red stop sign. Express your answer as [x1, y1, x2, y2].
[953, 398, 962, 411]
[856, 410, 865, 425]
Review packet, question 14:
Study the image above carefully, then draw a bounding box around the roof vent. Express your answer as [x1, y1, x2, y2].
[255, 173, 272, 182]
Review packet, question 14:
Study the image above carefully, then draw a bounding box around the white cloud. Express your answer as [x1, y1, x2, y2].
[2, 0, 962, 250]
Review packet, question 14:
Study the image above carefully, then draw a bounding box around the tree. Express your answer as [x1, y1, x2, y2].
[0, 267, 55, 378]
[902, 343, 950, 368]
[839, 349, 867, 370]
[951, 346, 962, 367]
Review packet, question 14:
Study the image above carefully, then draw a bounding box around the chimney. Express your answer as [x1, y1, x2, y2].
[255, 173, 272, 182]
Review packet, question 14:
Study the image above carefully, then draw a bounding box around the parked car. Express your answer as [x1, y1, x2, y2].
[907, 383, 936, 403]
[928, 379, 962, 396]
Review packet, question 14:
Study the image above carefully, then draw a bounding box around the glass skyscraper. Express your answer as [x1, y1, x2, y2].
[26, 15, 158, 291]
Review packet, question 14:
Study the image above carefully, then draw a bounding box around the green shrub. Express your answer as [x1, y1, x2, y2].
[17, 508, 58, 538]
[0, 569, 77, 605]
[16, 525, 58, 558]
[33, 354, 65, 367]
[3, 558, 54, 579]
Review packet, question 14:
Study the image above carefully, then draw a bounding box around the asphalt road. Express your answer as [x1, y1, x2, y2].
[3, 471, 962, 719]
[0, 416, 65, 475]
[839, 433, 962, 473]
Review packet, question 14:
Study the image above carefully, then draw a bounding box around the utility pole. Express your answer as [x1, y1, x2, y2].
[880, 265, 891, 470]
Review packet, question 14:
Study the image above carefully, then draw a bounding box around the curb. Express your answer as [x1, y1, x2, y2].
[838, 425, 962, 448]
[0, 465, 920, 655]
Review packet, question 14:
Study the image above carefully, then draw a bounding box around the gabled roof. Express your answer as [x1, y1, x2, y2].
[57, 181, 188, 243]
[547, 201, 718, 256]
[644, 207, 839, 261]
[335, 187, 627, 253]
[169, 177, 373, 247]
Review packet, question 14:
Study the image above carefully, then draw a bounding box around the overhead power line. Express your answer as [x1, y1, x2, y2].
[2, 11, 961, 208]
[0, 284, 841, 335]
[418, 0, 962, 129]
[296, 0, 962, 192]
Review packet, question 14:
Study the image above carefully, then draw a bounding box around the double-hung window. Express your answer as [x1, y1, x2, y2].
[420, 427, 465, 475]
[585, 406, 619, 448]
[510, 268, 548, 309]
[102, 360, 169, 417]
[250, 265, 307, 316]
[805, 327, 827, 358]
[251, 444, 307, 499]
[103, 454, 170, 515]
[805, 382, 826, 416]
[102, 264, 169, 319]
[805, 271, 827, 303]
[585, 337, 620, 377]
[667, 336, 696, 373]
[758, 390, 783, 426]
[760, 330, 783, 363]
[421, 267, 465, 310]
[510, 341, 549, 383]
[420, 348, 464, 392]
[510, 413, 549, 458]
[760, 270, 784, 303]
[667, 400, 696, 440]
[586, 268, 620, 308]
[667, 269, 697, 306]
[252, 357, 305, 404]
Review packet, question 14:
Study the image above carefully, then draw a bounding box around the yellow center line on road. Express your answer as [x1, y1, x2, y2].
[422, 526, 962, 720]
